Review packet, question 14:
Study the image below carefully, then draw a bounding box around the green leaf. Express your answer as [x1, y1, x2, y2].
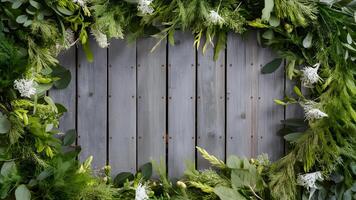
[113, 172, 134, 187]
[1, 161, 17, 176]
[274, 99, 287, 106]
[262, 0, 274, 21]
[16, 15, 28, 24]
[12, 0, 24, 9]
[262, 30, 274, 40]
[56, 6, 73, 16]
[29, 0, 41, 9]
[214, 186, 246, 200]
[0, 115, 11, 134]
[63, 129, 76, 146]
[82, 42, 94, 62]
[302, 33, 313, 48]
[139, 162, 152, 181]
[284, 132, 304, 142]
[350, 162, 356, 175]
[44, 96, 58, 113]
[269, 16, 280, 27]
[15, 185, 31, 200]
[52, 65, 71, 89]
[227, 156, 242, 169]
[347, 33, 353, 44]
[261, 58, 283, 74]
[342, 43, 356, 52]
[293, 86, 303, 97]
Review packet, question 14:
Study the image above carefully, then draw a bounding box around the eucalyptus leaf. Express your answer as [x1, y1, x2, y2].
[16, 15, 28, 24]
[261, 58, 283, 74]
[0, 115, 11, 134]
[15, 185, 31, 200]
[347, 33, 352, 44]
[303, 33, 313, 48]
[63, 129, 76, 146]
[29, 0, 41, 9]
[284, 132, 304, 142]
[113, 172, 134, 187]
[269, 16, 280, 27]
[139, 162, 152, 181]
[261, 0, 274, 21]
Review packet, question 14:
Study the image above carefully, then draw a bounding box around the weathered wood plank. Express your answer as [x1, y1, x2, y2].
[108, 39, 136, 175]
[51, 47, 76, 132]
[168, 32, 195, 178]
[137, 37, 166, 168]
[77, 38, 107, 169]
[197, 40, 225, 169]
[226, 33, 252, 158]
[256, 40, 284, 161]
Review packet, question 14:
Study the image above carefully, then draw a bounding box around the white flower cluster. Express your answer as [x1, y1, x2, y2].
[91, 28, 109, 48]
[14, 79, 36, 98]
[302, 102, 328, 121]
[135, 183, 149, 200]
[207, 10, 224, 25]
[73, 0, 86, 7]
[297, 171, 323, 190]
[301, 63, 322, 88]
[138, 0, 154, 15]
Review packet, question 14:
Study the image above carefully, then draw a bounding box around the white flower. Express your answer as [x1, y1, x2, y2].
[138, 0, 154, 15]
[301, 63, 322, 88]
[297, 171, 323, 189]
[91, 28, 109, 48]
[207, 10, 224, 25]
[297, 171, 323, 200]
[73, 0, 86, 7]
[305, 108, 328, 120]
[135, 183, 149, 200]
[14, 79, 36, 98]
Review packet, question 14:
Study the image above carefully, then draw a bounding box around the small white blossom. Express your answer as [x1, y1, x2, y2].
[302, 102, 328, 120]
[301, 63, 322, 88]
[91, 28, 109, 48]
[207, 10, 224, 25]
[138, 0, 154, 15]
[73, 0, 86, 7]
[135, 183, 149, 200]
[297, 171, 323, 199]
[14, 79, 36, 98]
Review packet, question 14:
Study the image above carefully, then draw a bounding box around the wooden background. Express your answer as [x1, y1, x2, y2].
[50, 32, 300, 178]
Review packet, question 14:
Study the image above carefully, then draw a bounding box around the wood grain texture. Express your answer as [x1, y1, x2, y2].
[167, 32, 195, 178]
[197, 40, 225, 169]
[226, 33, 252, 158]
[137, 37, 166, 168]
[255, 39, 284, 161]
[108, 39, 136, 175]
[51, 47, 76, 132]
[77, 38, 107, 169]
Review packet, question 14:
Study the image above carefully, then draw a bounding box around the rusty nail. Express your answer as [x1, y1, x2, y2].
[258, 97, 261, 100]
[250, 96, 253, 99]
[251, 63, 253, 66]
[132, 96, 135, 98]
[229, 64, 232, 67]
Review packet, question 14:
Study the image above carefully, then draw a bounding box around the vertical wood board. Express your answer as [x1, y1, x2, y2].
[226, 34, 253, 158]
[77, 38, 107, 169]
[137, 37, 167, 168]
[197, 41, 225, 169]
[108, 39, 137, 175]
[168, 32, 196, 177]
[51, 47, 76, 132]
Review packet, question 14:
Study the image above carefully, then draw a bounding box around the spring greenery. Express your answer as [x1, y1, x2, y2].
[0, 0, 355, 199]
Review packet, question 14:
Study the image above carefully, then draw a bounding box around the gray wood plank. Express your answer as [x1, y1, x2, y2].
[226, 33, 252, 158]
[137, 37, 166, 168]
[108, 39, 136, 175]
[256, 40, 284, 161]
[168, 32, 195, 178]
[197, 39, 225, 169]
[51, 47, 76, 132]
[77, 38, 107, 169]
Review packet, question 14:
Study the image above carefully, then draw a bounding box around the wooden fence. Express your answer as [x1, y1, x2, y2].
[50, 32, 301, 178]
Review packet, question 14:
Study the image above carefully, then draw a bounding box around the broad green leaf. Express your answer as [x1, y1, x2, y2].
[56, 6, 73, 16]
[139, 162, 152, 181]
[303, 33, 313, 48]
[29, 0, 41, 9]
[284, 132, 304, 142]
[113, 172, 134, 187]
[37, 170, 52, 181]
[1, 161, 17, 176]
[261, 58, 283, 74]
[0, 115, 11, 134]
[16, 15, 28, 24]
[269, 16, 280, 27]
[12, 0, 24, 9]
[15, 185, 31, 200]
[214, 186, 246, 200]
[262, 0, 274, 21]
[227, 156, 242, 169]
[350, 162, 356, 175]
[63, 129, 76, 146]
[262, 29, 274, 40]
[52, 65, 71, 89]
